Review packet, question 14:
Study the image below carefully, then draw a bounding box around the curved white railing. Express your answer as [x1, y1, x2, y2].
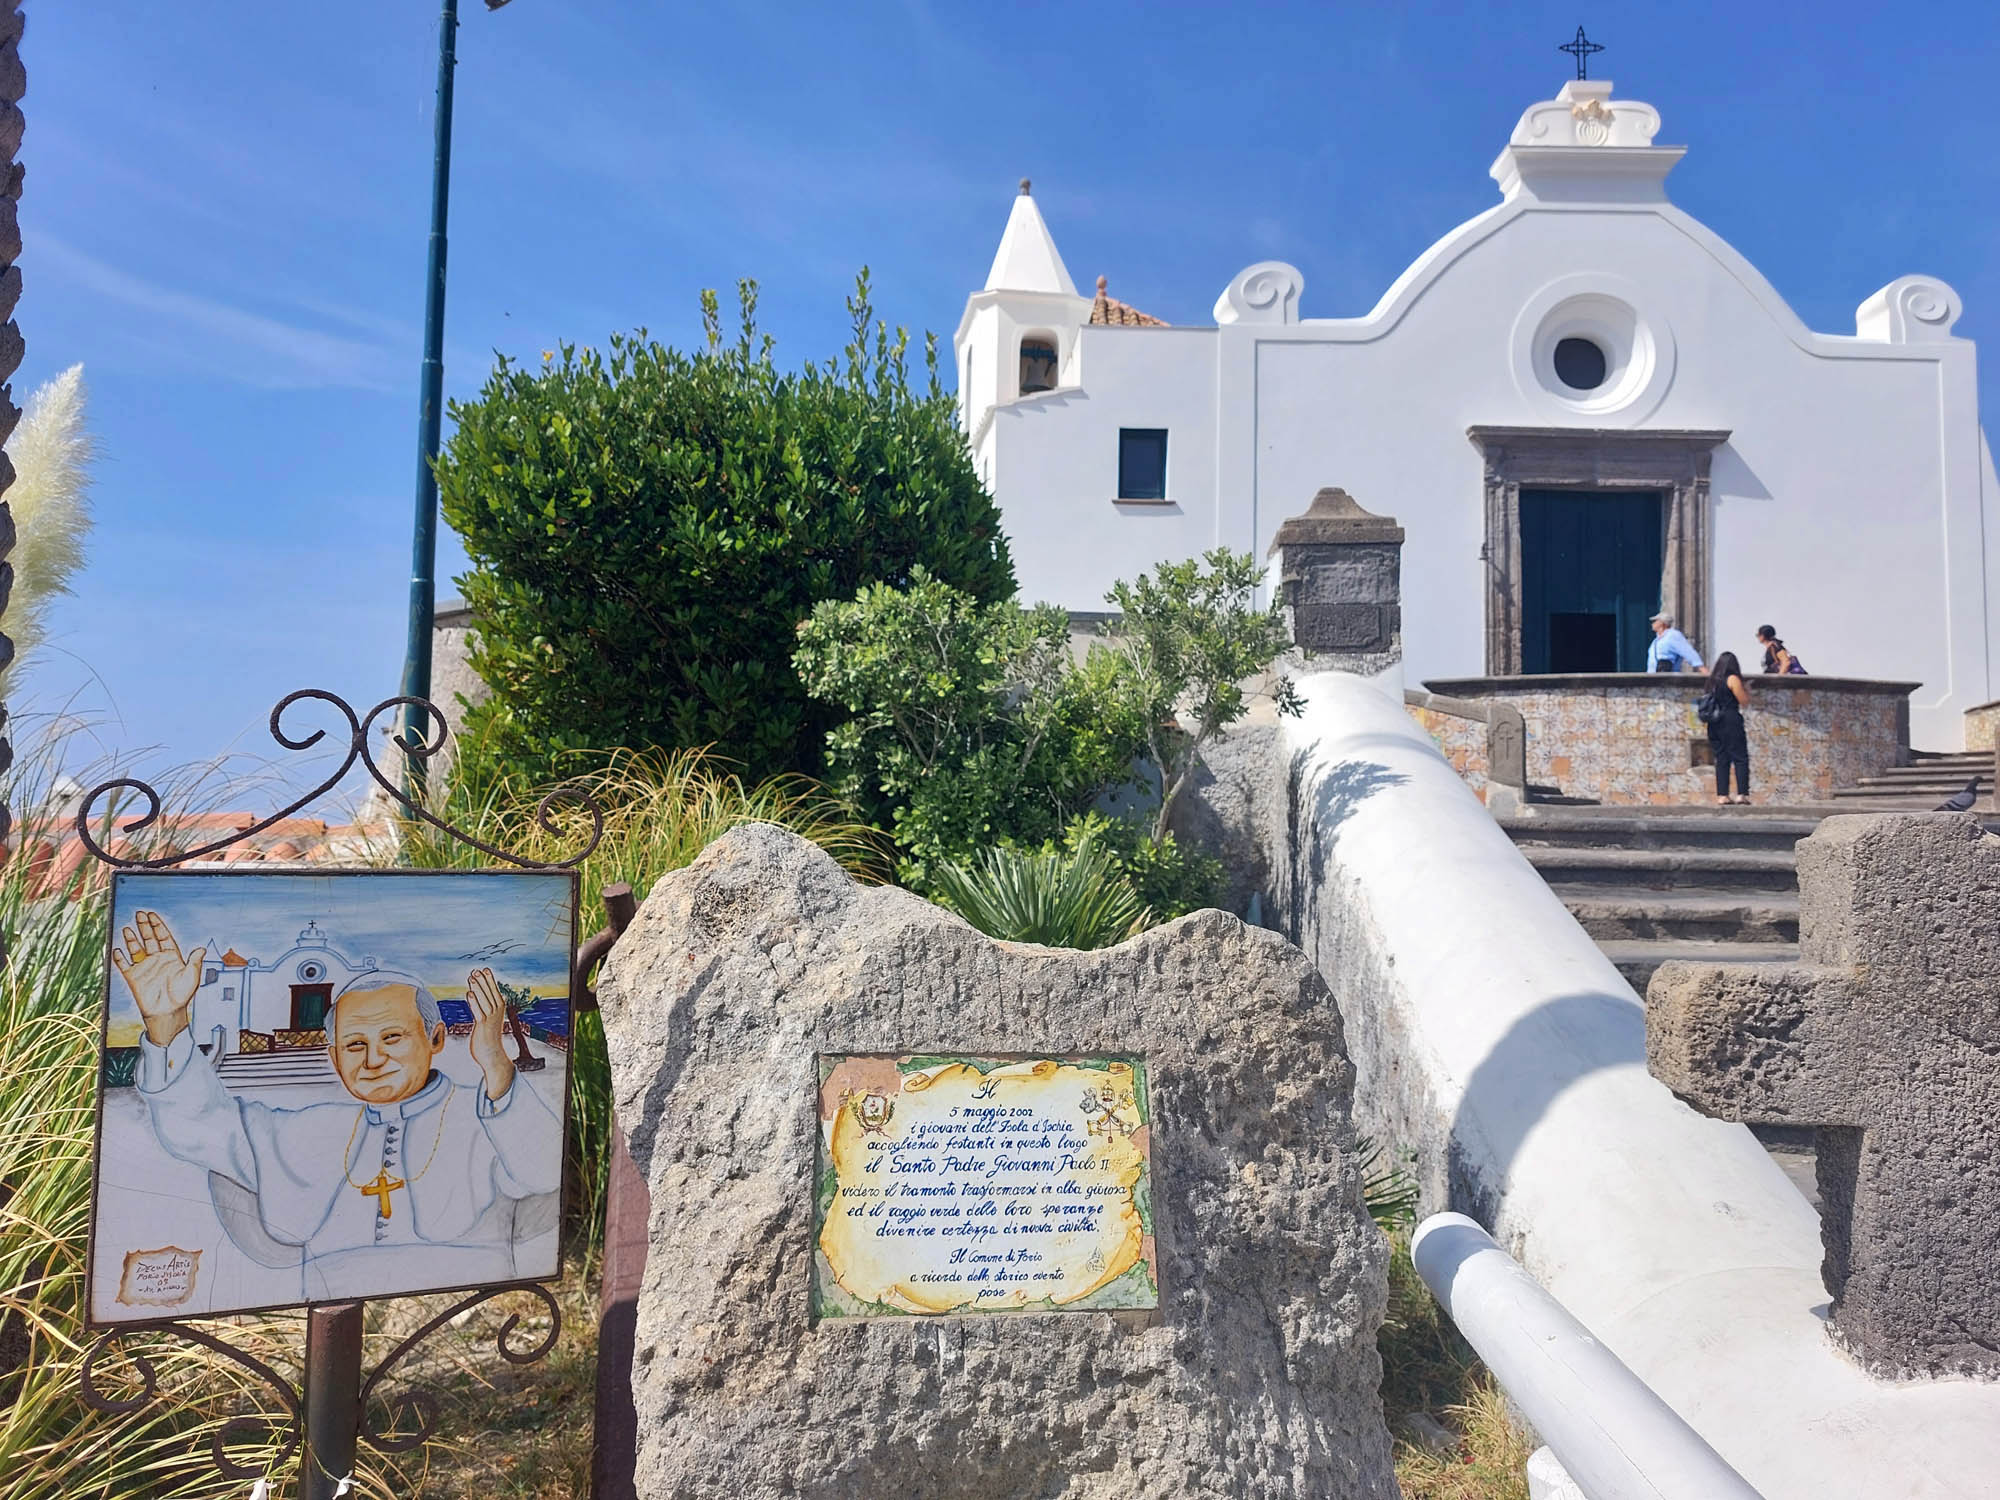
[1412, 1213, 1765, 1500]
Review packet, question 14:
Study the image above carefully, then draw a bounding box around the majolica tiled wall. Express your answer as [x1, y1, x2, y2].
[1413, 677, 1911, 807]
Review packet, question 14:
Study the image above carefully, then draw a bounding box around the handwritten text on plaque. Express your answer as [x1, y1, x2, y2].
[813, 1055, 1157, 1317]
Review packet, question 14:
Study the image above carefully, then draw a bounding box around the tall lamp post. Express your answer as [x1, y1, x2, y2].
[397, 0, 513, 800]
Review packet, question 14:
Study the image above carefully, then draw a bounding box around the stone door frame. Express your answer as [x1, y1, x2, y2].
[1468, 426, 1731, 676]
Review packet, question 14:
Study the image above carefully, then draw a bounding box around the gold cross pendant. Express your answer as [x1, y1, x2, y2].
[357, 1167, 406, 1219]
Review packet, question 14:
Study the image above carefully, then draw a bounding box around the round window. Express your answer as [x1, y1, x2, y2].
[1553, 337, 1608, 391]
[299, 962, 324, 982]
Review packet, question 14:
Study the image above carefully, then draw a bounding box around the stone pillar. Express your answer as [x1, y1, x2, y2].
[1269, 487, 1405, 695]
[0, 4, 24, 860]
[1648, 813, 2000, 1379]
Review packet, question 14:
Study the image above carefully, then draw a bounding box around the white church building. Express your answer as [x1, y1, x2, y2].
[188, 918, 382, 1056]
[955, 78, 1996, 750]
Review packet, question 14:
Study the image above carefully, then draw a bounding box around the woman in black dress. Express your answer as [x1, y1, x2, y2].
[1705, 651, 1752, 805]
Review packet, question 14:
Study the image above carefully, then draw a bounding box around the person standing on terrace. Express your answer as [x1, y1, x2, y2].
[1646, 612, 1705, 674]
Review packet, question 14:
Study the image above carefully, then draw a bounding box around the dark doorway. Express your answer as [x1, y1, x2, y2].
[1548, 612, 1617, 672]
[290, 983, 332, 1033]
[1520, 490, 1664, 673]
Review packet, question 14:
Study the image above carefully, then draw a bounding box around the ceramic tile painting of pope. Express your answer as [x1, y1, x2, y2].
[88, 870, 575, 1323]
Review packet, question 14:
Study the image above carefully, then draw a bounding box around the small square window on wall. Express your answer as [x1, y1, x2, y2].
[1118, 428, 1168, 501]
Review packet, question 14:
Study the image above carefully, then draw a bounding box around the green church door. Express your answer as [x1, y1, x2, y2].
[289, 983, 332, 1033]
[1519, 490, 1665, 673]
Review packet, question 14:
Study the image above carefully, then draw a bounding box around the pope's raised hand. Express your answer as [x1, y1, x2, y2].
[112, 910, 205, 1047]
[466, 966, 516, 1102]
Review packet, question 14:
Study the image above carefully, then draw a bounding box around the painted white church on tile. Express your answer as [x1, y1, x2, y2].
[954, 79, 1996, 749]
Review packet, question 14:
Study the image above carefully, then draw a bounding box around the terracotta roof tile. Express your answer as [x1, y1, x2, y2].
[1089, 275, 1168, 328]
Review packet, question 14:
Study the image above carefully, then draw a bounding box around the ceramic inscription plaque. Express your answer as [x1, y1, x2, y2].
[812, 1054, 1157, 1316]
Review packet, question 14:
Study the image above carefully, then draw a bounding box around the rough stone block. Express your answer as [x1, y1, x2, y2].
[1647, 813, 2000, 1379]
[1300, 548, 1399, 604]
[597, 824, 1397, 1498]
[1296, 601, 1390, 652]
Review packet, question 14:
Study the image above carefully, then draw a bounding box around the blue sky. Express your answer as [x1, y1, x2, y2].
[13, 1, 1998, 808]
[106, 871, 575, 1032]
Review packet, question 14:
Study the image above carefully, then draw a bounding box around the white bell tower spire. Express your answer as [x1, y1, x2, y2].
[953, 179, 1095, 485]
[984, 179, 1080, 296]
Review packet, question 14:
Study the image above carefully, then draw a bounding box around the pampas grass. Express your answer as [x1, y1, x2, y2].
[1, 365, 96, 689]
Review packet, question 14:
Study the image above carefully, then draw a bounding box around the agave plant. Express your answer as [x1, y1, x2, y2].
[928, 838, 1153, 950]
[1359, 1135, 1422, 1232]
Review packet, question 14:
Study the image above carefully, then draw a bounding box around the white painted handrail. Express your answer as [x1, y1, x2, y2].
[1411, 1213, 1767, 1500]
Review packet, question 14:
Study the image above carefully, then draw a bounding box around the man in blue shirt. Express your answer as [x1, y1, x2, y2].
[1646, 611, 1705, 673]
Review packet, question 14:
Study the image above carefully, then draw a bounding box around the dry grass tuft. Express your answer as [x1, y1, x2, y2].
[1378, 1229, 1535, 1500]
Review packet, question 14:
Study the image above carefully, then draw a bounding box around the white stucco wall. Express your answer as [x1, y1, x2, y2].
[960, 82, 1990, 749]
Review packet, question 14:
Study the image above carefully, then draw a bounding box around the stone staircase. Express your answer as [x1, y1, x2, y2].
[1501, 810, 1810, 991]
[1832, 748, 1994, 809]
[214, 1047, 338, 1089]
[1501, 807, 1821, 1201]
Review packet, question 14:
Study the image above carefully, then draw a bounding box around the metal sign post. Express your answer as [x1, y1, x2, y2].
[75, 690, 609, 1494]
[303, 1305, 364, 1500]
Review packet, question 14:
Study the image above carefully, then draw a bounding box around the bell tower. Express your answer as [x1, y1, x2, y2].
[952, 180, 1093, 485]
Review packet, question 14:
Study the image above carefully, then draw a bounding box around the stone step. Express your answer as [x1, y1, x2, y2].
[214, 1050, 338, 1087]
[1501, 813, 1818, 854]
[1551, 886, 1800, 943]
[1520, 845, 1796, 891]
[1831, 787, 1991, 807]
[1841, 772, 1986, 791]
[1748, 1123, 1821, 1209]
[1598, 939, 1801, 991]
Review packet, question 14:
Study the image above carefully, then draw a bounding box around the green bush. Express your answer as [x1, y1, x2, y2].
[1056, 813, 1223, 921]
[795, 550, 1289, 909]
[437, 274, 1015, 787]
[793, 569, 1144, 888]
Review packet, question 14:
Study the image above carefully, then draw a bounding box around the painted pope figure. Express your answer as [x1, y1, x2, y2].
[115, 909, 562, 1301]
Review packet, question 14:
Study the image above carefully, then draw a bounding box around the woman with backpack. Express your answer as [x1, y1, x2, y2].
[1701, 652, 1753, 805]
[1755, 625, 1807, 675]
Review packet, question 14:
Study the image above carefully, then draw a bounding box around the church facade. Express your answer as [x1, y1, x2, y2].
[954, 79, 1995, 750]
[189, 918, 381, 1055]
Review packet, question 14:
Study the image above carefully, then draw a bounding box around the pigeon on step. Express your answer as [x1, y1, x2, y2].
[1935, 777, 1981, 813]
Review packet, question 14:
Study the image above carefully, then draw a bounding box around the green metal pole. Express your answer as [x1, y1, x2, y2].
[398, 0, 460, 802]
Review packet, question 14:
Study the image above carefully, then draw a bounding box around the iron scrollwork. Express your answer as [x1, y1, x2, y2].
[80, 1287, 562, 1479]
[72, 690, 603, 872]
[359, 1283, 563, 1452]
[80, 1322, 305, 1479]
[71, 688, 589, 1479]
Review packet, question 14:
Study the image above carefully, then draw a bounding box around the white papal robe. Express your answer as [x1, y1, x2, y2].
[137, 1030, 562, 1300]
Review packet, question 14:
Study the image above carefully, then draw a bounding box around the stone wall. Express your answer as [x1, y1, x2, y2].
[1424, 674, 1911, 805]
[1965, 700, 2000, 752]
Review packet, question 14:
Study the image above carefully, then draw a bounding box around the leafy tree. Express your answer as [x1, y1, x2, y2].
[435, 274, 1014, 786]
[1101, 548, 1303, 842]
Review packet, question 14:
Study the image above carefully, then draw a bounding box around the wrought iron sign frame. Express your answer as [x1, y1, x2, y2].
[72, 690, 620, 1495]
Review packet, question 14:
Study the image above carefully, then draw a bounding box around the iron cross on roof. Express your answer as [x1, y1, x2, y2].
[1559, 25, 1604, 80]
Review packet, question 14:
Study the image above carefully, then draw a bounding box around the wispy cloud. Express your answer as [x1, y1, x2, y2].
[30, 232, 407, 392]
